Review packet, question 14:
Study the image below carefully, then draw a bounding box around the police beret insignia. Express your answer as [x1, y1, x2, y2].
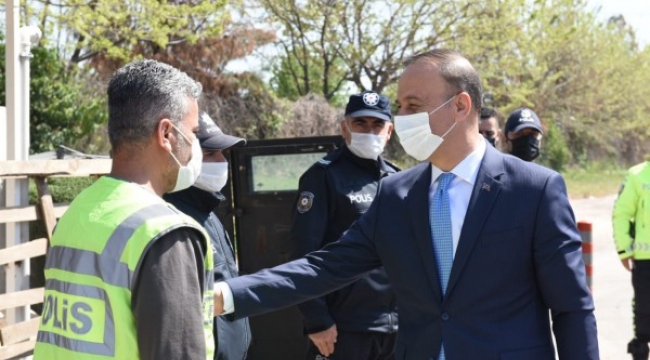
[362, 92, 380, 106]
[297, 191, 315, 213]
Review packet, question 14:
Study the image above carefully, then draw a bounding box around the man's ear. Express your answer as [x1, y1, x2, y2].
[454, 92, 472, 121]
[340, 118, 348, 133]
[340, 118, 354, 145]
[157, 119, 174, 151]
[385, 122, 394, 141]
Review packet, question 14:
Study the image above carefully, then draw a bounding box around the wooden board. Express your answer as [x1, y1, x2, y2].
[0, 203, 69, 224]
[34, 177, 57, 242]
[0, 288, 44, 311]
[0, 239, 47, 267]
[0, 340, 35, 360]
[0, 159, 111, 178]
[0, 317, 40, 346]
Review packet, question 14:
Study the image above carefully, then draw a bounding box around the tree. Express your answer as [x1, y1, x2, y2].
[149, 25, 281, 140]
[261, 0, 350, 101]
[16, 0, 230, 64]
[457, 0, 650, 167]
[0, 42, 107, 154]
[276, 94, 340, 137]
[260, 0, 475, 101]
[270, 54, 349, 106]
[14, 0, 288, 142]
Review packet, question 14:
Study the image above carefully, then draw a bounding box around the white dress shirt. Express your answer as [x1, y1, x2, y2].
[429, 138, 486, 257]
[217, 138, 488, 315]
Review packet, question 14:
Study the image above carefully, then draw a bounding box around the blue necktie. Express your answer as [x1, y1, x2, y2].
[430, 172, 455, 360]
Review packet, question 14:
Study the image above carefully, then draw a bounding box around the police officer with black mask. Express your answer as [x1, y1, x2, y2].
[504, 108, 544, 162]
[289, 91, 400, 360]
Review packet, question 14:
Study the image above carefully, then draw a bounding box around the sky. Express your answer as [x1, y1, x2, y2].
[587, 0, 650, 46]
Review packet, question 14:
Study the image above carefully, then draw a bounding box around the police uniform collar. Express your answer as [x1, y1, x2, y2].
[165, 185, 225, 213]
[378, 157, 399, 175]
[341, 142, 384, 173]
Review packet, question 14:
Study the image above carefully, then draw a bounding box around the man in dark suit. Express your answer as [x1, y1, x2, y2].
[214, 49, 599, 360]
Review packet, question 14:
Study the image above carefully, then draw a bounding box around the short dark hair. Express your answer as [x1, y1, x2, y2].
[404, 49, 482, 114]
[480, 107, 496, 119]
[480, 107, 501, 126]
[107, 59, 202, 152]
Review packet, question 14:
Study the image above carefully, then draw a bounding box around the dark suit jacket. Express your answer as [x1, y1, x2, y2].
[225, 145, 599, 360]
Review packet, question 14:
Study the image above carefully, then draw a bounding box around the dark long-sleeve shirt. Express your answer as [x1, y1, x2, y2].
[131, 228, 207, 360]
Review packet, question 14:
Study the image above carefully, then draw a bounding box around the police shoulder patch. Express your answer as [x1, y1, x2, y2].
[297, 191, 315, 213]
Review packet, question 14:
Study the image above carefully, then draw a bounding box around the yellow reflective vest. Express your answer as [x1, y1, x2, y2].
[613, 161, 650, 260]
[34, 176, 214, 359]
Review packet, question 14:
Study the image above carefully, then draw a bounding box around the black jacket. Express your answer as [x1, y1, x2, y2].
[165, 186, 251, 360]
[289, 144, 400, 334]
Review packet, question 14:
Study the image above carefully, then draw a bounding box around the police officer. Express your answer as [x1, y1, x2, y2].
[290, 90, 400, 360]
[165, 111, 252, 360]
[479, 107, 503, 148]
[503, 107, 544, 162]
[613, 161, 650, 360]
[34, 60, 215, 360]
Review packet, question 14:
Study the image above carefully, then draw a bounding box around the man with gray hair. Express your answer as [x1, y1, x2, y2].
[34, 59, 215, 360]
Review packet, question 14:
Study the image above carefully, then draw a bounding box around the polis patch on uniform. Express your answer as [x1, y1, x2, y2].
[297, 191, 315, 213]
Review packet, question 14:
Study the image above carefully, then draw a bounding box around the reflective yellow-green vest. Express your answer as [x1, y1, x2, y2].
[613, 161, 650, 260]
[33, 176, 214, 360]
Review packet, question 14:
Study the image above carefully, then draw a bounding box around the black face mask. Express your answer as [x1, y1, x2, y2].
[510, 135, 540, 161]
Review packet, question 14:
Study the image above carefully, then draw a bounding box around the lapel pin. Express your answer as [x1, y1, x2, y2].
[482, 183, 491, 192]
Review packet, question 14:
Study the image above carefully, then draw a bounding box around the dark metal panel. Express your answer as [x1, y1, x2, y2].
[222, 136, 341, 360]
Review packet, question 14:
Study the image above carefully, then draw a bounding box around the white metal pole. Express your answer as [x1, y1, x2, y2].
[0, 105, 5, 325]
[3, 0, 25, 325]
[15, 25, 41, 326]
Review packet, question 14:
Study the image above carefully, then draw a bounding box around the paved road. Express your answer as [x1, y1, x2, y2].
[570, 195, 633, 360]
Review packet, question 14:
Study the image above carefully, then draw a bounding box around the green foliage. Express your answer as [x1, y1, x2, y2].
[538, 121, 570, 171]
[562, 164, 626, 199]
[261, 0, 471, 102]
[3, 0, 649, 165]
[25, 0, 231, 63]
[0, 44, 107, 154]
[458, 0, 650, 167]
[28, 177, 95, 205]
[30, 48, 107, 153]
[261, 0, 351, 102]
[270, 54, 348, 106]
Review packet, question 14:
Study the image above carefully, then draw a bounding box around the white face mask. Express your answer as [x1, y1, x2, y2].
[194, 162, 229, 193]
[394, 96, 457, 161]
[348, 132, 387, 160]
[168, 124, 203, 193]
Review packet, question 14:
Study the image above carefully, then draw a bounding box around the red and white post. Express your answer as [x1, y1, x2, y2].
[578, 221, 593, 292]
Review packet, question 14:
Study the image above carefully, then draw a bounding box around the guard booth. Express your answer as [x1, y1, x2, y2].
[219, 135, 341, 360]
